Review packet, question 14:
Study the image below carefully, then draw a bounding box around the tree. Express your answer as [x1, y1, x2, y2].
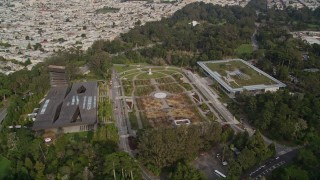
[33, 43, 42, 51]
[135, 20, 141, 26]
[27, 43, 32, 50]
[233, 132, 249, 151]
[24, 157, 33, 171]
[169, 161, 205, 180]
[0, 89, 11, 101]
[268, 143, 276, 157]
[280, 165, 309, 180]
[227, 160, 242, 178]
[200, 122, 222, 151]
[88, 51, 112, 78]
[24, 58, 32, 66]
[34, 161, 45, 180]
[220, 127, 234, 143]
[104, 152, 141, 179]
[296, 149, 318, 170]
[237, 147, 256, 170]
[247, 131, 272, 162]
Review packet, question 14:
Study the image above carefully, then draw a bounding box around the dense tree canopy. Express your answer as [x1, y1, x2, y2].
[169, 161, 205, 180]
[137, 123, 223, 175]
[227, 131, 275, 177]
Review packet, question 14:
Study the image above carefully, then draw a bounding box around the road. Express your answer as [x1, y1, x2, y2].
[111, 69, 130, 153]
[243, 149, 299, 179]
[0, 107, 7, 129]
[183, 70, 245, 133]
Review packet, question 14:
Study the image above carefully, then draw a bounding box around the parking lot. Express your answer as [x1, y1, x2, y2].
[244, 149, 299, 179]
[192, 148, 227, 180]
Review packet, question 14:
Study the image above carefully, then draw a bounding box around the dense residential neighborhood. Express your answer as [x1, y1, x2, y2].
[0, 0, 251, 74]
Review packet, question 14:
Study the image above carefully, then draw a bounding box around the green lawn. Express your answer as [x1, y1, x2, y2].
[135, 86, 155, 96]
[307, 23, 320, 29]
[0, 155, 11, 179]
[136, 72, 165, 80]
[206, 60, 276, 88]
[235, 44, 253, 55]
[98, 99, 113, 121]
[155, 77, 175, 84]
[158, 70, 181, 75]
[139, 112, 151, 128]
[121, 70, 142, 80]
[134, 79, 150, 86]
[180, 83, 193, 91]
[114, 64, 138, 73]
[199, 103, 209, 112]
[171, 73, 184, 83]
[124, 85, 133, 96]
[129, 111, 139, 130]
[158, 84, 184, 93]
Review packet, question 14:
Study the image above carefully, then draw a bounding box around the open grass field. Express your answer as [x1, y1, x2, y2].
[206, 60, 276, 88]
[235, 43, 253, 55]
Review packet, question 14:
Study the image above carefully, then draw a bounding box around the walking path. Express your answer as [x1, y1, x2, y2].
[251, 23, 260, 51]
